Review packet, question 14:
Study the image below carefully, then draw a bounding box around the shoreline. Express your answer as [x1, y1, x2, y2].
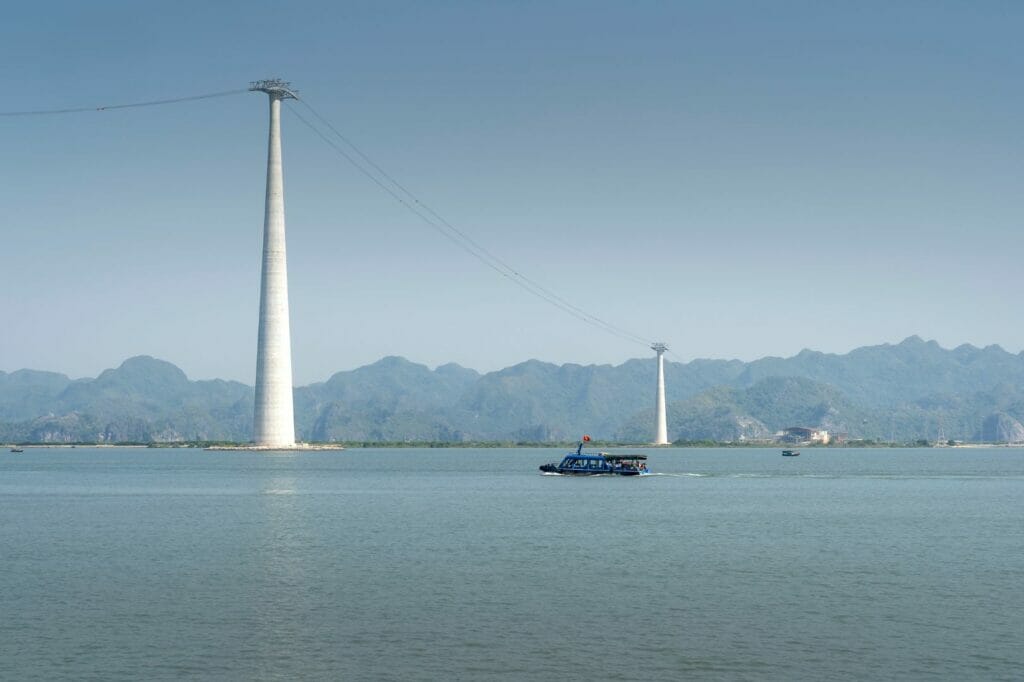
[5, 441, 1023, 450]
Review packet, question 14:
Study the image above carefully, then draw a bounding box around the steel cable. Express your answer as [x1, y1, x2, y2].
[288, 98, 656, 348]
[0, 89, 248, 117]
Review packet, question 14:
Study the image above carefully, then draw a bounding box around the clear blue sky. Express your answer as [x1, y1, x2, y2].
[2, 1, 1021, 383]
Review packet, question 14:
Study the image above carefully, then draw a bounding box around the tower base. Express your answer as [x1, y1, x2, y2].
[205, 443, 346, 451]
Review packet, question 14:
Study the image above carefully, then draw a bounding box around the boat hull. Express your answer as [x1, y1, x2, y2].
[539, 464, 641, 476]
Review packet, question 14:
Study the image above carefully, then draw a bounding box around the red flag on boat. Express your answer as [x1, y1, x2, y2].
[582, 434, 591, 442]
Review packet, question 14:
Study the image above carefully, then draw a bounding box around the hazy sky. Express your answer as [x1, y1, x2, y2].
[2, 1, 1021, 384]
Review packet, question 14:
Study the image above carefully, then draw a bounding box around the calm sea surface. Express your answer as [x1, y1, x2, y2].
[1, 447, 1022, 681]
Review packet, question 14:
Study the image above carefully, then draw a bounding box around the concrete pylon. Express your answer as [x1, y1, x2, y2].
[652, 343, 670, 445]
[251, 80, 297, 447]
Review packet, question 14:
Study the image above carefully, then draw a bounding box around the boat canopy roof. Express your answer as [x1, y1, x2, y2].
[561, 452, 648, 461]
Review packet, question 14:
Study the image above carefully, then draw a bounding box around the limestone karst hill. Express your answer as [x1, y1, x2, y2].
[3, 337, 1024, 443]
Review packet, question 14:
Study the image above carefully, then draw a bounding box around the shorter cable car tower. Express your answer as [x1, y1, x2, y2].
[652, 343, 670, 445]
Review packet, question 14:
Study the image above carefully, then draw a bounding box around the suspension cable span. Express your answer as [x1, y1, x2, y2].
[287, 98, 655, 348]
[287, 105, 648, 345]
[0, 88, 249, 117]
[1, 83, 661, 350]
[296, 98, 652, 346]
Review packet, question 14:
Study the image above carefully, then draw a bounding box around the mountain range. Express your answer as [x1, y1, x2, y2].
[3, 336, 1024, 444]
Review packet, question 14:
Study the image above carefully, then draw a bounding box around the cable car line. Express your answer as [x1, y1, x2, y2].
[288, 97, 655, 348]
[1, 83, 662, 351]
[0, 88, 248, 117]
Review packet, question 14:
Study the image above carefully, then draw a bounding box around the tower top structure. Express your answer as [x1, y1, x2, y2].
[651, 342, 668, 353]
[249, 79, 298, 100]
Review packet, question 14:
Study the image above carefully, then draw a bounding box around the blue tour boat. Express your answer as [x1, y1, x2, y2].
[540, 439, 650, 476]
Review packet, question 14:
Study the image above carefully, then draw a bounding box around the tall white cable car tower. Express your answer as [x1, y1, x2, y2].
[251, 79, 298, 448]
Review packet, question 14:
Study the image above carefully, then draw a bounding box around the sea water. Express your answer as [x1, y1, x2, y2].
[0, 447, 1021, 681]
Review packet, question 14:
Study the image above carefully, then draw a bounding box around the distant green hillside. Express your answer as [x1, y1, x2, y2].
[3, 337, 1024, 444]
[617, 377, 865, 442]
[0, 357, 251, 443]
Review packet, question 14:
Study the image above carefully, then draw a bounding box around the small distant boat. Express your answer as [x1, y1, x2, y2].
[781, 449, 800, 456]
[540, 437, 650, 476]
[10, 448, 24, 453]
